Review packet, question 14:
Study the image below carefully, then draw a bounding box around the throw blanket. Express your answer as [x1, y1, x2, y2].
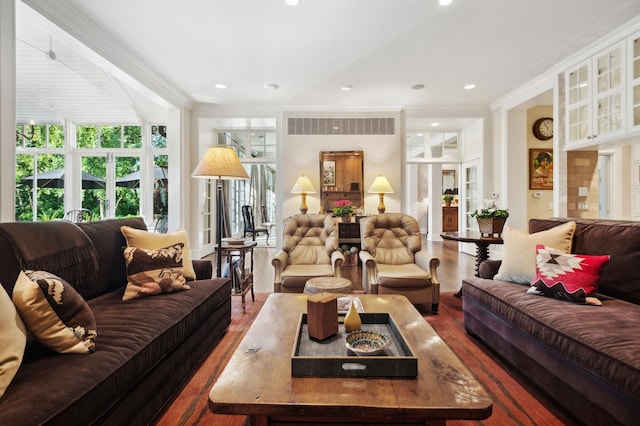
[0, 221, 99, 288]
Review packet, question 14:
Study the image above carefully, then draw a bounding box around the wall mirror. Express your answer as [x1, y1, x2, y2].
[319, 150, 364, 213]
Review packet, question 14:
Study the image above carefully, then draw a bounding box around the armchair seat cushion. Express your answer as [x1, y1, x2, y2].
[378, 264, 431, 288]
[281, 264, 335, 289]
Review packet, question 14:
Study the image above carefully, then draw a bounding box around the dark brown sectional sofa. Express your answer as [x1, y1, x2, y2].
[462, 218, 640, 425]
[0, 217, 231, 425]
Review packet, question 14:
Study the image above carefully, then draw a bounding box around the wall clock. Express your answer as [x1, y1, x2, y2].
[532, 117, 553, 141]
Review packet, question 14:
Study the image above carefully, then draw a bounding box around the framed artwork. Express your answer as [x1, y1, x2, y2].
[323, 160, 336, 186]
[530, 149, 553, 190]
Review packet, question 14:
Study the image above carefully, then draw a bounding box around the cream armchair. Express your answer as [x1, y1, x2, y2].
[271, 214, 344, 293]
[359, 213, 440, 313]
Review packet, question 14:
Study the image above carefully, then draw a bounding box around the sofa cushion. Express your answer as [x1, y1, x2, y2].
[13, 270, 96, 354]
[0, 285, 27, 399]
[495, 221, 575, 284]
[122, 243, 189, 301]
[121, 226, 196, 280]
[76, 217, 148, 300]
[378, 263, 430, 288]
[462, 277, 640, 402]
[528, 244, 610, 305]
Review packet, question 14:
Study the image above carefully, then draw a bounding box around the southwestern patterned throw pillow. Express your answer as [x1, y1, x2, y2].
[527, 244, 611, 305]
[122, 242, 189, 301]
[12, 270, 97, 353]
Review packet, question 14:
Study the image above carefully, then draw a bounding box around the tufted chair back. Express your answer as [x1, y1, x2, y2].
[360, 213, 422, 265]
[282, 214, 338, 265]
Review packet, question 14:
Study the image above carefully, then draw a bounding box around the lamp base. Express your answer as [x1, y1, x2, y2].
[377, 193, 386, 214]
[299, 192, 308, 214]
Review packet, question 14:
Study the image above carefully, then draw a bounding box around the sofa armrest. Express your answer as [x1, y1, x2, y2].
[358, 250, 378, 294]
[416, 251, 440, 305]
[271, 251, 289, 292]
[479, 259, 501, 279]
[192, 259, 213, 280]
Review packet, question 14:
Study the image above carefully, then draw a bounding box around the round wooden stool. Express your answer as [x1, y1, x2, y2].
[303, 277, 352, 294]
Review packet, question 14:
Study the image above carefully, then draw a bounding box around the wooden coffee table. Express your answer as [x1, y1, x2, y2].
[209, 293, 492, 425]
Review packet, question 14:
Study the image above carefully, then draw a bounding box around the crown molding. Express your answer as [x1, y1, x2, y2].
[21, 0, 193, 110]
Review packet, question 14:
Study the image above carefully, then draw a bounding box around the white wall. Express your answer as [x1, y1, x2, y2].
[281, 111, 403, 219]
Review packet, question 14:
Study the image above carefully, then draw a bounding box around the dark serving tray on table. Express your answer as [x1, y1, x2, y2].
[291, 313, 417, 378]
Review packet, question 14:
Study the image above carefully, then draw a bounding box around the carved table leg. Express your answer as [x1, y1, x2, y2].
[454, 241, 491, 298]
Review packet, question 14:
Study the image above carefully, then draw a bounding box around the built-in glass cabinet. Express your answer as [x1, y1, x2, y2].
[565, 41, 626, 146]
[319, 151, 364, 213]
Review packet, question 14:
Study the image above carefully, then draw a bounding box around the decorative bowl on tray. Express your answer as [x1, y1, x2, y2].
[222, 237, 246, 245]
[345, 331, 391, 356]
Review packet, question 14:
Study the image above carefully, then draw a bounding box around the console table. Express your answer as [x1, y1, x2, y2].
[216, 241, 256, 313]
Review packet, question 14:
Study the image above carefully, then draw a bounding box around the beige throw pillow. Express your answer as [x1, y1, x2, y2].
[12, 271, 97, 354]
[121, 226, 196, 280]
[122, 243, 189, 301]
[0, 285, 27, 399]
[494, 221, 576, 285]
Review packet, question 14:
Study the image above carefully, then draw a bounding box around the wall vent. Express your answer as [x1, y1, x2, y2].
[287, 117, 395, 135]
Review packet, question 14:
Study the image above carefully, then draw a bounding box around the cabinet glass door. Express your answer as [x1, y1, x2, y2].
[595, 43, 624, 136]
[566, 61, 591, 143]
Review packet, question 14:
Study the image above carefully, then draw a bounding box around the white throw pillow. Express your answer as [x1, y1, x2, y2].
[0, 285, 27, 398]
[494, 221, 576, 285]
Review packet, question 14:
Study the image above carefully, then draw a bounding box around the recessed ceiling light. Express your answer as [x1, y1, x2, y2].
[411, 84, 425, 90]
[264, 83, 279, 90]
[439, 0, 453, 6]
[341, 85, 353, 91]
[431, 122, 440, 127]
[464, 83, 476, 90]
[285, 0, 300, 5]
[214, 83, 227, 89]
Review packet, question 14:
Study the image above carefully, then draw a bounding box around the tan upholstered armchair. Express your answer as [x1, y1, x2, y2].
[271, 214, 345, 293]
[359, 213, 440, 313]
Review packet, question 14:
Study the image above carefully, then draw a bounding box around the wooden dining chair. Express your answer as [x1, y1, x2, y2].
[242, 205, 269, 242]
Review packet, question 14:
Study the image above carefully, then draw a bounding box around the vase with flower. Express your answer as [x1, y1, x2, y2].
[470, 200, 509, 237]
[333, 200, 355, 222]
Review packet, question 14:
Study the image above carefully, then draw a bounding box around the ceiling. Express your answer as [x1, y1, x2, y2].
[16, 0, 640, 128]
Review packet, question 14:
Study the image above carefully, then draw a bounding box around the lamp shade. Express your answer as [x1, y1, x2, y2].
[368, 175, 394, 194]
[192, 146, 249, 180]
[291, 175, 316, 194]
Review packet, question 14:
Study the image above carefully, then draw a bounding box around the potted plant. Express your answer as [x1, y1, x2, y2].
[333, 200, 355, 222]
[442, 194, 454, 207]
[470, 201, 509, 236]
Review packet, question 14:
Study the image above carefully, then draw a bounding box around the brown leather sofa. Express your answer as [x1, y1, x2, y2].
[359, 213, 440, 313]
[271, 214, 344, 293]
[0, 217, 231, 425]
[462, 218, 640, 425]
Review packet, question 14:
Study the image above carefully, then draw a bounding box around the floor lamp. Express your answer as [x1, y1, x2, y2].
[192, 146, 249, 277]
[368, 175, 394, 214]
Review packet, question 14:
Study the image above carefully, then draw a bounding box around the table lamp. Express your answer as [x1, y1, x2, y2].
[192, 146, 249, 277]
[368, 175, 394, 214]
[291, 175, 316, 214]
